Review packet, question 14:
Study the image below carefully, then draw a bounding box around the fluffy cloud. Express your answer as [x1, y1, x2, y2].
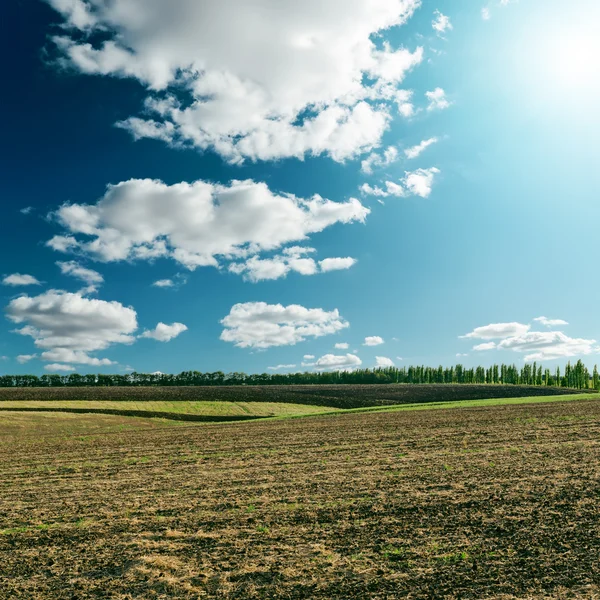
[314, 353, 362, 371]
[48, 179, 368, 273]
[5, 290, 137, 367]
[2, 274, 41, 287]
[404, 137, 438, 159]
[57, 260, 103, 294]
[462, 318, 596, 362]
[220, 302, 349, 349]
[227, 249, 357, 282]
[361, 146, 399, 174]
[432, 10, 452, 35]
[426, 88, 450, 111]
[402, 168, 440, 197]
[267, 364, 297, 371]
[335, 342, 349, 350]
[16, 354, 37, 364]
[498, 331, 598, 362]
[46, 0, 424, 163]
[319, 257, 357, 273]
[461, 322, 530, 340]
[360, 168, 440, 199]
[534, 316, 569, 327]
[473, 342, 497, 351]
[41, 348, 115, 366]
[140, 322, 188, 342]
[364, 335, 384, 346]
[45, 363, 76, 372]
[375, 356, 395, 367]
[152, 279, 175, 288]
[303, 354, 315, 360]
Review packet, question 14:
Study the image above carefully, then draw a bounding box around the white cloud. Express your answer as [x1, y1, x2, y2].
[152, 279, 175, 288]
[460, 322, 530, 340]
[404, 137, 438, 159]
[47, 0, 424, 163]
[45, 363, 77, 372]
[2, 274, 41, 287]
[41, 348, 115, 366]
[534, 316, 569, 327]
[375, 355, 395, 367]
[473, 342, 497, 351]
[364, 335, 384, 346]
[5, 290, 137, 366]
[432, 10, 452, 36]
[48, 179, 369, 274]
[303, 354, 315, 360]
[319, 257, 357, 272]
[361, 146, 399, 174]
[314, 353, 362, 371]
[230, 248, 356, 282]
[16, 354, 37, 364]
[220, 302, 349, 349]
[140, 322, 188, 342]
[456, 353, 468, 357]
[20, 206, 34, 215]
[402, 167, 440, 197]
[57, 260, 103, 294]
[268, 364, 297, 371]
[498, 331, 598, 362]
[481, 7, 491, 20]
[360, 183, 388, 197]
[360, 168, 440, 199]
[335, 342, 349, 350]
[426, 87, 451, 111]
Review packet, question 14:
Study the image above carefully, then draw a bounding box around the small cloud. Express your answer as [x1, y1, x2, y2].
[460, 322, 530, 340]
[267, 364, 297, 371]
[375, 356, 395, 367]
[2, 273, 41, 287]
[45, 363, 76, 372]
[152, 274, 188, 289]
[17, 354, 37, 364]
[152, 279, 175, 288]
[314, 353, 362, 372]
[319, 257, 357, 272]
[533, 316, 569, 327]
[57, 261, 103, 294]
[405, 137, 438, 159]
[140, 322, 188, 342]
[432, 10, 453, 36]
[473, 342, 497, 351]
[364, 336, 384, 346]
[303, 354, 315, 360]
[335, 342, 349, 350]
[425, 87, 451, 111]
[481, 7, 491, 20]
[361, 146, 399, 174]
[396, 356, 403, 361]
[456, 353, 468, 357]
[20, 206, 34, 215]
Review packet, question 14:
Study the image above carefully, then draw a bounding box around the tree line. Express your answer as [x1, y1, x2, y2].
[0, 360, 598, 389]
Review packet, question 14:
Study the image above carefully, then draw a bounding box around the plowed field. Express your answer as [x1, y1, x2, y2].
[1, 398, 600, 598]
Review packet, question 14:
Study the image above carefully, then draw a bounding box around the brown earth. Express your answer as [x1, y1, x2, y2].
[0, 383, 591, 408]
[1, 399, 600, 598]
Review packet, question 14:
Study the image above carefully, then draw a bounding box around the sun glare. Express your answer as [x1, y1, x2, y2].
[552, 34, 600, 86]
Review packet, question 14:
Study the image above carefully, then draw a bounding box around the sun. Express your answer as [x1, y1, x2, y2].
[551, 33, 600, 86]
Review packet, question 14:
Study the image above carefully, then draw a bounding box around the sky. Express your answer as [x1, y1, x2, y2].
[1, 0, 600, 376]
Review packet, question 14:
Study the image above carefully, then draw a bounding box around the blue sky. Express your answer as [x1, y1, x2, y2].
[1, 0, 600, 375]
